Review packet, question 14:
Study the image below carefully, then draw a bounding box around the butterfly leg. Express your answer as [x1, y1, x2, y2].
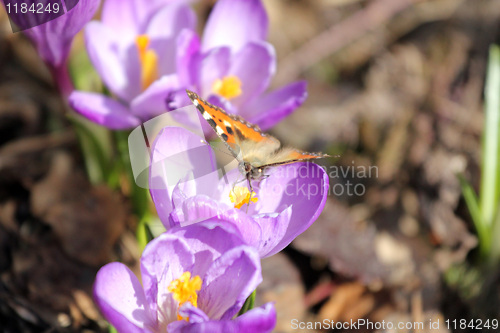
[246, 174, 253, 214]
[234, 177, 247, 185]
[230, 176, 247, 196]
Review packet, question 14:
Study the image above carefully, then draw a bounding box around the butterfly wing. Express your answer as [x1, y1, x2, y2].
[187, 90, 241, 157]
[255, 147, 329, 168]
[186, 90, 329, 170]
[186, 90, 281, 159]
[238, 140, 328, 168]
[228, 127, 328, 168]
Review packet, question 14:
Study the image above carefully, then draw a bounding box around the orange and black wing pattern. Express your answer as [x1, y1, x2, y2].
[186, 90, 279, 153]
[186, 89, 329, 168]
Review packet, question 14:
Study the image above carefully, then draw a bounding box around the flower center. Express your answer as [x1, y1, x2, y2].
[168, 271, 202, 321]
[229, 186, 258, 209]
[135, 35, 159, 90]
[212, 76, 242, 100]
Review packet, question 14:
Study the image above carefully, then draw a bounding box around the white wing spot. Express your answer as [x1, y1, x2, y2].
[193, 99, 199, 106]
[216, 126, 224, 135]
[203, 111, 212, 120]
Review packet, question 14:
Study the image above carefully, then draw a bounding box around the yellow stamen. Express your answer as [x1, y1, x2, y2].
[212, 76, 242, 100]
[168, 271, 202, 321]
[135, 35, 159, 90]
[229, 186, 258, 209]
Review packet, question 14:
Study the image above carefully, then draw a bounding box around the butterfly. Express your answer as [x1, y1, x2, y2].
[186, 90, 329, 189]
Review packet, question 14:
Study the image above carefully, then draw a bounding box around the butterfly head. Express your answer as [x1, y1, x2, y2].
[239, 161, 264, 180]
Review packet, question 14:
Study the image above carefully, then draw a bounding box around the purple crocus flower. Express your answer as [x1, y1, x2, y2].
[22, 0, 100, 66]
[169, 302, 276, 333]
[167, 0, 308, 132]
[68, 0, 196, 129]
[94, 222, 276, 333]
[12, 0, 100, 96]
[149, 127, 329, 258]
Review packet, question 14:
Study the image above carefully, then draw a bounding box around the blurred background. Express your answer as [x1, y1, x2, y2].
[1, 0, 500, 332]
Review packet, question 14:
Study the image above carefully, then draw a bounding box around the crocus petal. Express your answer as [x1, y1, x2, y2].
[198, 47, 231, 96]
[101, 0, 142, 37]
[85, 22, 142, 101]
[199, 246, 262, 320]
[228, 42, 275, 107]
[232, 302, 276, 333]
[170, 170, 263, 248]
[69, 91, 141, 129]
[176, 303, 210, 325]
[173, 196, 263, 249]
[202, 0, 268, 52]
[166, 89, 192, 112]
[246, 81, 308, 131]
[146, 3, 196, 39]
[131, 75, 179, 120]
[149, 38, 178, 77]
[252, 207, 292, 257]
[176, 195, 229, 225]
[213, 169, 296, 256]
[169, 303, 276, 333]
[169, 221, 249, 276]
[94, 262, 156, 333]
[102, 0, 184, 37]
[149, 127, 218, 222]
[23, 0, 100, 67]
[176, 30, 201, 87]
[257, 162, 329, 256]
[147, 5, 196, 77]
[140, 233, 196, 326]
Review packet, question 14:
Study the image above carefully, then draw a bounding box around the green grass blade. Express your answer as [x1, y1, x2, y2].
[480, 45, 500, 229]
[489, 207, 500, 264]
[70, 114, 113, 184]
[460, 175, 489, 257]
[238, 290, 256, 316]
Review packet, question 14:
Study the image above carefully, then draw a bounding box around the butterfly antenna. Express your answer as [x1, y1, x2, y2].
[200, 139, 234, 158]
